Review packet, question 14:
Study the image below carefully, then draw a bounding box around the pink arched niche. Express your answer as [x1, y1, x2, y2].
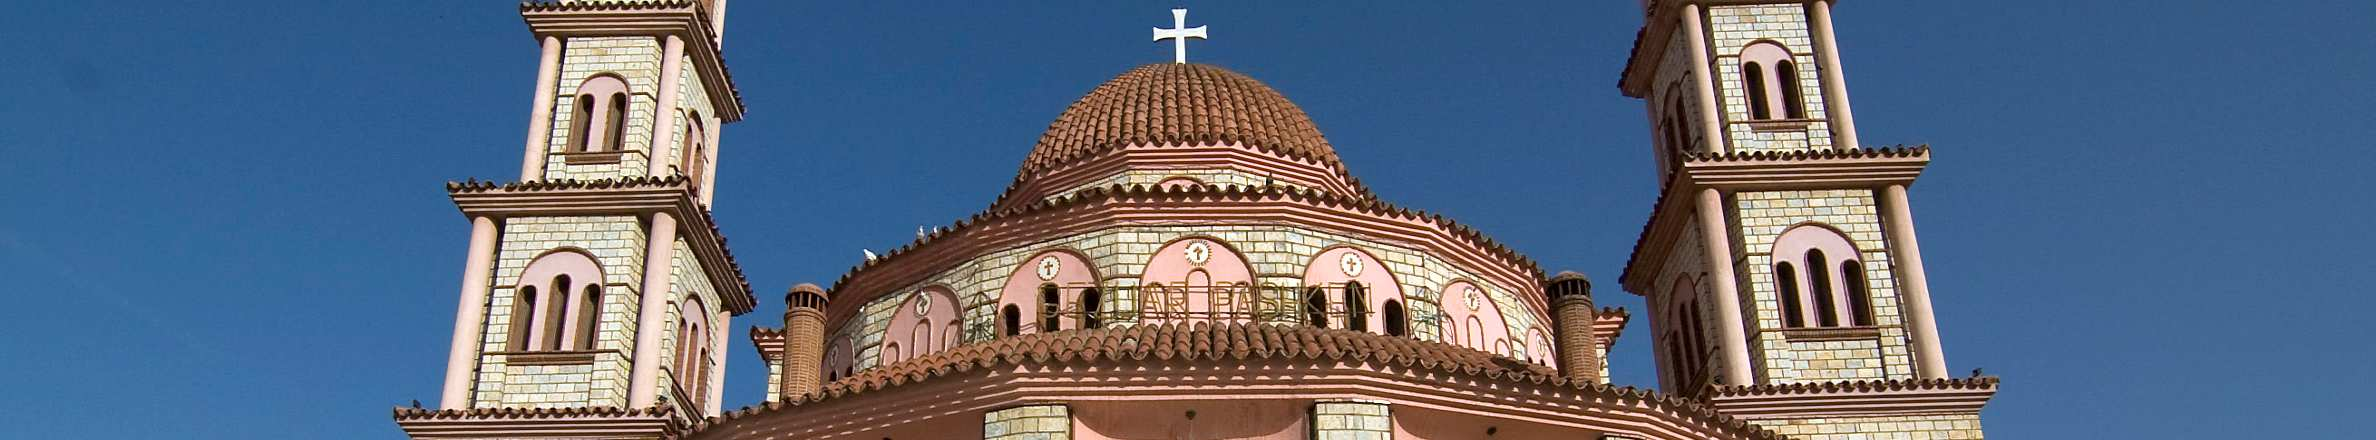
[1525, 327, 1554, 365]
[1771, 223, 1865, 327]
[878, 285, 959, 364]
[823, 337, 854, 381]
[998, 249, 1101, 335]
[1137, 237, 1256, 324]
[1298, 246, 1406, 333]
[1435, 280, 1511, 355]
[510, 248, 605, 352]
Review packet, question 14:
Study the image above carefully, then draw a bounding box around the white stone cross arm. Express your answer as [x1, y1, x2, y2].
[1151, 8, 1208, 64]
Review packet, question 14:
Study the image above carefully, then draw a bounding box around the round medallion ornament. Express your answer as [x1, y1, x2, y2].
[913, 291, 934, 316]
[1337, 252, 1364, 277]
[1035, 256, 1062, 281]
[1184, 241, 1212, 265]
[1464, 287, 1484, 312]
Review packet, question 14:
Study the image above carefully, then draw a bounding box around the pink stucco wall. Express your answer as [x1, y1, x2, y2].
[1297, 246, 1406, 333]
[878, 285, 959, 364]
[998, 249, 1102, 333]
[1136, 237, 1256, 324]
[1435, 280, 1510, 356]
[1771, 223, 1862, 326]
[1073, 399, 1307, 440]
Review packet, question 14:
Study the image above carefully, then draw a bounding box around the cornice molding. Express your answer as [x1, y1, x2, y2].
[393, 405, 682, 439]
[1702, 376, 1998, 418]
[1618, 146, 1928, 294]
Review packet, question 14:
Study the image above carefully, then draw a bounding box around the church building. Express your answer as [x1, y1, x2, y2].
[393, 1, 1997, 439]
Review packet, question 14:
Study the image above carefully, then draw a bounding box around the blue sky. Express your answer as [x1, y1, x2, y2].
[2, 1, 2370, 438]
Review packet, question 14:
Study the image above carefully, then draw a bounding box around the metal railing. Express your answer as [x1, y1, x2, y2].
[1026, 282, 1399, 330]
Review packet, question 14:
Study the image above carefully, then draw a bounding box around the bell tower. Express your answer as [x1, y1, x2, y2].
[1616, 1, 1995, 439]
[397, 1, 756, 438]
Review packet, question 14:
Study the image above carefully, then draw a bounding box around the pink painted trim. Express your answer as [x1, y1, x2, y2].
[1771, 223, 1862, 327]
[1297, 246, 1406, 334]
[1881, 184, 1947, 378]
[440, 216, 500, 409]
[647, 34, 686, 177]
[879, 285, 959, 363]
[1694, 188, 1754, 386]
[1138, 236, 1257, 325]
[515, 248, 606, 352]
[996, 249, 1101, 335]
[628, 211, 679, 408]
[521, 37, 562, 180]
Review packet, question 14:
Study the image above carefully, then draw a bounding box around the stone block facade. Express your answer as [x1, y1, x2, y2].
[473, 215, 649, 408]
[1731, 189, 1912, 383]
[982, 404, 1071, 440]
[1749, 413, 1985, 440]
[543, 36, 662, 181]
[1310, 401, 1392, 440]
[831, 224, 1551, 373]
[1706, 4, 1836, 154]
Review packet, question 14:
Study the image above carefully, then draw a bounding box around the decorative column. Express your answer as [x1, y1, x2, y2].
[1681, 4, 1727, 153]
[1879, 184, 1948, 378]
[627, 211, 680, 409]
[1546, 272, 1602, 383]
[1809, 0, 1860, 149]
[520, 36, 563, 180]
[647, 35, 687, 177]
[438, 216, 501, 409]
[779, 284, 830, 400]
[1693, 188, 1756, 386]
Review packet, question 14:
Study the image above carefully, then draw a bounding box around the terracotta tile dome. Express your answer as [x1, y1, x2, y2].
[1021, 63, 1341, 178]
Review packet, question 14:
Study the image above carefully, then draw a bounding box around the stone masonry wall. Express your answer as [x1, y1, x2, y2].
[1644, 215, 1719, 390]
[983, 404, 1072, 440]
[1654, 14, 1712, 156]
[1310, 401, 1392, 440]
[657, 238, 725, 413]
[656, 51, 720, 179]
[1749, 413, 1985, 440]
[474, 215, 649, 408]
[545, 36, 661, 181]
[832, 223, 1544, 372]
[1733, 189, 1912, 383]
[1706, 4, 1836, 153]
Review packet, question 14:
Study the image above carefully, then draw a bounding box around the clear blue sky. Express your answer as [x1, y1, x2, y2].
[2, 1, 2369, 438]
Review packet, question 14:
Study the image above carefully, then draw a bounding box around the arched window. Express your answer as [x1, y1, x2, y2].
[883, 343, 900, 364]
[574, 284, 601, 350]
[1843, 260, 1874, 326]
[1001, 304, 1021, 336]
[567, 95, 596, 152]
[508, 286, 539, 351]
[1743, 62, 1771, 120]
[1739, 42, 1800, 121]
[910, 319, 932, 359]
[1302, 287, 1327, 328]
[603, 92, 628, 151]
[1381, 300, 1406, 337]
[1079, 288, 1103, 329]
[1776, 60, 1806, 119]
[541, 275, 572, 351]
[1806, 249, 1839, 327]
[1342, 282, 1368, 332]
[1775, 262, 1805, 328]
[1038, 284, 1061, 332]
[566, 75, 630, 153]
[682, 112, 709, 185]
[674, 298, 711, 399]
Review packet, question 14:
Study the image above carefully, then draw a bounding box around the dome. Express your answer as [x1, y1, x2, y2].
[1020, 63, 1341, 178]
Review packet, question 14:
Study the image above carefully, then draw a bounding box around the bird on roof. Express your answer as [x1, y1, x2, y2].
[862, 249, 879, 262]
[410, 399, 422, 409]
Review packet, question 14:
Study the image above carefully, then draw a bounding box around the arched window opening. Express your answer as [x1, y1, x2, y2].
[1777, 60, 1806, 119]
[1843, 260, 1874, 326]
[574, 284, 601, 350]
[1302, 287, 1327, 328]
[674, 298, 711, 397]
[1670, 95, 1691, 152]
[883, 343, 901, 365]
[1466, 316, 1486, 349]
[1001, 305, 1022, 336]
[1041, 284, 1065, 329]
[910, 319, 932, 358]
[1743, 62, 1771, 120]
[508, 286, 539, 351]
[1806, 250, 1838, 327]
[603, 93, 628, 152]
[1079, 288, 1103, 329]
[1381, 300, 1407, 337]
[542, 275, 572, 351]
[682, 112, 709, 185]
[1342, 282, 1369, 332]
[567, 95, 596, 152]
[1775, 263, 1805, 328]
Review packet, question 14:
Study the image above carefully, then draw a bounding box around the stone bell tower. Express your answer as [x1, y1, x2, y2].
[395, 1, 756, 438]
[1616, 1, 1996, 439]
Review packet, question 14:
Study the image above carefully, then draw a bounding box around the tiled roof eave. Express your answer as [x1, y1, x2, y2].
[1702, 377, 2001, 418]
[824, 183, 1552, 324]
[684, 323, 1784, 440]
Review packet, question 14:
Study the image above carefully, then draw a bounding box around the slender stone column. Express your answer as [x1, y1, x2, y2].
[628, 212, 680, 409]
[699, 114, 723, 206]
[439, 216, 501, 409]
[1880, 184, 1948, 378]
[704, 306, 730, 416]
[779, 284, 830, 400]
[1681, 4, 1727, 153]
[520, 36, 563, 180]
[1809, 1, 1860, 149]
[1693, 188, 1755, 386]
[648, 35, 687, 177]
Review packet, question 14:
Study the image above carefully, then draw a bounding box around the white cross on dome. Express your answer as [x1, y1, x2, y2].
[1150, 8, 1208, 63]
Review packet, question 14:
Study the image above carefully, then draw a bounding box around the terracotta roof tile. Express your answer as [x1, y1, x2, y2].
[392, 405, 677, 421]
[1703, 376, 2000, 398]
[1021, 63, 1340, 180]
